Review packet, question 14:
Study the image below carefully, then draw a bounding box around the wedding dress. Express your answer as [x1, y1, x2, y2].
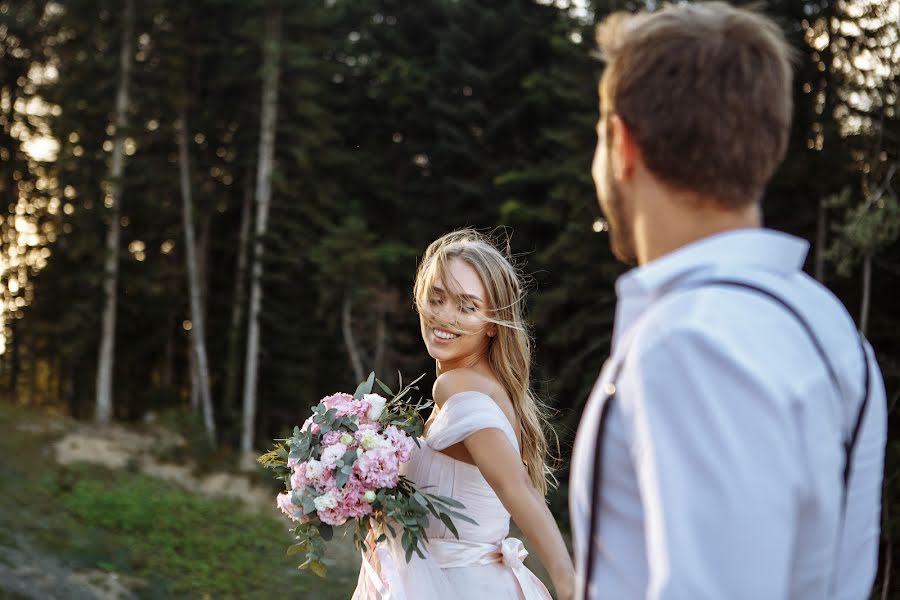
[352, 391, 552, 600]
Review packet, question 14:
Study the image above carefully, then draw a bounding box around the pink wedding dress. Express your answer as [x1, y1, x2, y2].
[352, 391, 552, 600]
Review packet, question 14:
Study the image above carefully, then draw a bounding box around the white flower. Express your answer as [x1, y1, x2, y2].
[359, 430, 391, 451]
[305, 459, 325, 480]
[363, 490, 376, 503]
[364, 393, 388, 421]
[320, 443, 347, 468]
[339, 433, 354, 445]
[313, 490, 339, 512]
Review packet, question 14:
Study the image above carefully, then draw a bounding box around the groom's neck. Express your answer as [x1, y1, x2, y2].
[631, 186, 762, 266]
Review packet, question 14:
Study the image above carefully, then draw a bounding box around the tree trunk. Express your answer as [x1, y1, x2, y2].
[224, 172, 253, 427]
[161, 310, 176, 389]
[342, 294, 366, 383]
[814, 197, 827, 282]
[8, 319, 20, 400]
[94, 0, 135, 425]
[176, 110, 216, 443]
[241, 7, 282, 460]
[188, 337, 200, 412]
[860, 252, 872, 336]
[373, 301, 387, 377]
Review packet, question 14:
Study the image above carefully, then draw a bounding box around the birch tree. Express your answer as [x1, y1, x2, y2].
[241, 6, 282, 460]
[94, 0, 134, 425]
[176, 110, 216, 442]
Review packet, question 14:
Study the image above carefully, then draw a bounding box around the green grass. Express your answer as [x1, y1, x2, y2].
[0, 403, 360, 599]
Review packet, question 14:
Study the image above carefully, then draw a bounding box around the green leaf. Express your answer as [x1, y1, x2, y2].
[286, 542, 308, 556]
[432, 494, 466, 509]
[444, 510, 478, 526]
[439, 513, 460, 539]
[354, 372, 376, 399]
[300, 558, 328, 578]
[376, 378, 395, 397]
[318, 523, 333, 541]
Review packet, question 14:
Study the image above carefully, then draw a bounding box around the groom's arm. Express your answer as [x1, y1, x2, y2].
[621, 323, 799, 600]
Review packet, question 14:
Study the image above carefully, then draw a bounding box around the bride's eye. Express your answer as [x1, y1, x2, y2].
[428, 297, 443, 306]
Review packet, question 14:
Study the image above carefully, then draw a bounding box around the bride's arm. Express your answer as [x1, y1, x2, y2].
[464, 428, 575, 600]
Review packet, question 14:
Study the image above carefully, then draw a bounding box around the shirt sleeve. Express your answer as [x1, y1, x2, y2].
[619, 324, 802, 600]
[832, 340, 886, 600]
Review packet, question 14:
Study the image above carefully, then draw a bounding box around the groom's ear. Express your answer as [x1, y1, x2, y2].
[610, 114, 640, 184]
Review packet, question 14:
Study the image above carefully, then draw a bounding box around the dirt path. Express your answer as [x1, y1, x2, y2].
[0, 533, 138, 600]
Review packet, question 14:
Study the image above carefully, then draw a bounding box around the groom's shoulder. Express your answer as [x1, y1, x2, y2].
[626, 272, 859, 365]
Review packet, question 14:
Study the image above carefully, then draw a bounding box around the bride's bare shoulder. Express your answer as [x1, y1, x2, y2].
[432, 369, 496, 408]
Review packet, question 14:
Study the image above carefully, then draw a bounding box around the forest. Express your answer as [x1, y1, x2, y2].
[1, 0, 898, 596]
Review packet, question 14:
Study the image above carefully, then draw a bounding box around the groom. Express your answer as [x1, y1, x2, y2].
[570, 3, 887, 599]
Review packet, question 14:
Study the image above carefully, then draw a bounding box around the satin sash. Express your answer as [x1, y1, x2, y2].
[359, 536, 550, 600]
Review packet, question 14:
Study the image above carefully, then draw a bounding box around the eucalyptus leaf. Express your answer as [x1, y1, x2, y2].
[439, 513, 460, 539]
[433, 494, 466, 509]
[376, 378, 395, 396]
[318, 523, 334, 541]
[286, 542, 308, 556]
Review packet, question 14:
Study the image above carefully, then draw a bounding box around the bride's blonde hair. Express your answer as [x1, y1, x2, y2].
[413, 229, 558, 495]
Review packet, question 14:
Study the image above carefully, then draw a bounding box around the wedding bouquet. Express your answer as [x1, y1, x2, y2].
[258, 372, 476, 577]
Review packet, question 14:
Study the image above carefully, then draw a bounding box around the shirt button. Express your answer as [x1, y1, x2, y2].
[604, 383, 617, 396]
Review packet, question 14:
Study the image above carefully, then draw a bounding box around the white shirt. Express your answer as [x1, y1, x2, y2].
[569, 228, 886, 600]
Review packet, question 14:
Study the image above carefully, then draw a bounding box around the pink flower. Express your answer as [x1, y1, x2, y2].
[301, 416, 320, 435]
[320, 393, 370, 418]
[276, 492, 304, 521]
[353, 422, 380, 443]
[316, 475, 374, 525]
[385, 425, 416, 463]
[321, 431, 344, 447]
[356, 447, 400, 489]
[320, 443, 348, 469]
[290, 463, 308, 490]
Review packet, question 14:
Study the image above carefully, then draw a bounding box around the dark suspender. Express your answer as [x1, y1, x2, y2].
[580, 279, 872, 600]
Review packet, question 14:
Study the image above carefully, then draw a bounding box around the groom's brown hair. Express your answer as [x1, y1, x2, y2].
[595, 2, 795, 207]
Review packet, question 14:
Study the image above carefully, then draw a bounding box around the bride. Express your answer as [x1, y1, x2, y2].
[352, 229, 575, 600]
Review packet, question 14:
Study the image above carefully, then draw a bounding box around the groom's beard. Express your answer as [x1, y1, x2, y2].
[599, 152, 636, 265]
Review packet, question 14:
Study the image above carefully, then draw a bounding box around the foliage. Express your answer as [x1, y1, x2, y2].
[1, 0, 898, 595]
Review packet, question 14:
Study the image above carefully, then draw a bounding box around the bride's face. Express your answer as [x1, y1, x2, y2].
[420, 258, 495, 368]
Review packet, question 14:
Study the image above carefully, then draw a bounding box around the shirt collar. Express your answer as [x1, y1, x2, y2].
[612, 228, 810, 348]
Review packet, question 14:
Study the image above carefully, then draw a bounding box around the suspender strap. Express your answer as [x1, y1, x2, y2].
[580, 279, 871, 600]
[581, 367, 623, 600]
